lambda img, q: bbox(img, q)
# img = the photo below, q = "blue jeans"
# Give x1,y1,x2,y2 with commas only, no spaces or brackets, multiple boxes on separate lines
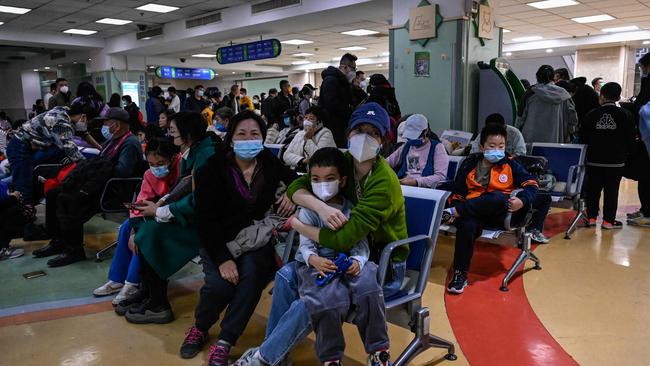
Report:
259,261,404,365
107,219,141,284
6,138,64,204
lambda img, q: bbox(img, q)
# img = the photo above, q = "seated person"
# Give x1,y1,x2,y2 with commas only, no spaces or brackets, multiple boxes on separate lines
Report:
282,106,336,170
386,114,448,188
444,124,539,294
33,107,143,267
0,181,28,259
179,111,297,365
234,103,406,366
206,106,233,140
265,109,300,145
470,113,527,157
93,138,180,304
294,147,391,366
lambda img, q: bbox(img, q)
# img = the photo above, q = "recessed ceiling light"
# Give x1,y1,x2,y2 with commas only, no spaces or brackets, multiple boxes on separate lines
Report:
73,61,77,64
96,18,132,25
503,29,511,33
377,64,383,67
292,52,314,57
0,5,31,14
33,69,38,72
644,40,650,45
136,3,179,13
512,35,543,42
546,48,553,53
141,37,152,40
0,22,4,26
571,14,615,23
305,69,311,73
292,60,311,65
339,46,367,51
527,0,578,10
192,53,214,58
281,39,313,45
44,67,50,70
148,65,155,69
232,71,235,74
602,25,639,33
63,29,97,35
88,58,92,61
341,29,379,36
215,73,219,76
505,52,513,56
57,64,62,67
380,51,390,56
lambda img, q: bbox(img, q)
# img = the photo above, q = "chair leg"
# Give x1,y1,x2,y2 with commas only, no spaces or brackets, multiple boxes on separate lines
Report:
529,252,542,270
394,308,456,366
565,199,586,240
95,241,117,262
500,249,528,292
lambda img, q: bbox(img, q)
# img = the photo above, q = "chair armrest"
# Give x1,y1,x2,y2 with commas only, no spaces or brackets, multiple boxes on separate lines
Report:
565,164,585,196
503,189,523,231
100,177,143,212
378,234,431,287
431,179,454,190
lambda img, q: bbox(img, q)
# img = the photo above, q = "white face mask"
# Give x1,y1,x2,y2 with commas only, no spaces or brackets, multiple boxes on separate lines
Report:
346,71,356,83
303,120,313,130
348,133,381,163
60,86,69,94
311,180,339,202
359,80,367,89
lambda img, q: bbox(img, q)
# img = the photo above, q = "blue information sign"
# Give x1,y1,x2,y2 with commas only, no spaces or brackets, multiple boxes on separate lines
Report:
155,66,215,80
217,39,282,64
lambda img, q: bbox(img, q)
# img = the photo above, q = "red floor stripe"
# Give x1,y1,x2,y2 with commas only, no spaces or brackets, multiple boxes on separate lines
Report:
444,211,579,366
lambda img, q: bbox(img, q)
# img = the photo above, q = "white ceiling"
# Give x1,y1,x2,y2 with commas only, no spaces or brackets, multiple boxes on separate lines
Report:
498,0,650,43
0,0,250,38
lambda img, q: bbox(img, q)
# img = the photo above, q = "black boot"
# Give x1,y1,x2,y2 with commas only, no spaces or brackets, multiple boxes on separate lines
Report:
47,248,86,267
32,239,65,258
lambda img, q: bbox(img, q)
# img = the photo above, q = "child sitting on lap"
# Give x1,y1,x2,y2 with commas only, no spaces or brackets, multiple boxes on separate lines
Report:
292,147,393,366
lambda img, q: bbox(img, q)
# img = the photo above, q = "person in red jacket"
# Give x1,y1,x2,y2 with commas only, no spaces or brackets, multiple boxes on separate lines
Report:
443,124,539,294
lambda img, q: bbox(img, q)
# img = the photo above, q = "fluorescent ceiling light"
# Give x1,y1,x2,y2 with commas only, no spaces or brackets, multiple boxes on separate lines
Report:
136,3,179,13
231,72,236,74
281,39,313,45
44,67,50,70
527,0,578,9
0,22,3,26
292,60,311,65
644,40,650,45
0,5,31,14
192,53,214,58
341,29,379,36
96,18,132,25
32,69,38,72
571,14,614,23
546,48,554,53
141,37,152,40
505,52,513,56
63,29,97,35
503,29,511,33
602,25,639,33
377,64,383,67
339,46,367,51
292,52,314,57
511,35,543,42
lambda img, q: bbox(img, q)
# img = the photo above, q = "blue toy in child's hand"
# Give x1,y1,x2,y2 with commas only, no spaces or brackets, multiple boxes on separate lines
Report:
315,253,352,287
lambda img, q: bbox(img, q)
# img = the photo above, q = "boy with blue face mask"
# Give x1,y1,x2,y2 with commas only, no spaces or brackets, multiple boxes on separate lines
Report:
443,124,539,294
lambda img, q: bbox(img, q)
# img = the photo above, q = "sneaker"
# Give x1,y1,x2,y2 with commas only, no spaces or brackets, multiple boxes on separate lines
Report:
93,281,124,297
180,326,209,359
602,220,623,230
585,218,598,227
325,361,341,366
234,348,266,366
207,342,231,366
124,300,174,324
115,288,149,316
441,208,456,225
446,270,468,294
628,216,650,228
112,282,139,305
0,247,25,260
627,210,643,220
528,229,550,244
368,350,392,366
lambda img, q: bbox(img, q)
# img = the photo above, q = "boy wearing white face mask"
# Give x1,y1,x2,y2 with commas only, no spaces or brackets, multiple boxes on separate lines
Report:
443,124,539,294
294,147,391,366
282,106,336,170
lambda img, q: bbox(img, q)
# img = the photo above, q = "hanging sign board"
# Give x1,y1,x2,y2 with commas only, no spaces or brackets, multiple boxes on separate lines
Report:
478,4,494,40
217,39,282,64
155,66,216,80
409,5,437,41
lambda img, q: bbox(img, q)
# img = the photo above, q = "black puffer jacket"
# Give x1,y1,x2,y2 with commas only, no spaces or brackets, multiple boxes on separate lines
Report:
320,66,353,147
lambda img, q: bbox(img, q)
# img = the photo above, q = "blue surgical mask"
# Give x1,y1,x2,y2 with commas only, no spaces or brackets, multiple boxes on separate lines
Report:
150,165,170,178
484,149,505,163
198,90,205,97
233,139,264,160
101,125,113,140
283,117,291,126
215,122,227,132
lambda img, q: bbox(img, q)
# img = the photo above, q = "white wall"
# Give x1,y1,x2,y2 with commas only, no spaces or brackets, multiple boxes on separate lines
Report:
0,66,27,120
21,71,42,110
508,56,571,84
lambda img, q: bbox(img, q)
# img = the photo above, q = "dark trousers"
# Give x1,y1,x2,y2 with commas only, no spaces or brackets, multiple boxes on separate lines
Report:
139,254,168,307
529,192,552,232
6,138,63,205
453,192,528,272
45,186,84,252
639,179,650,217
585,166,624,222
194,246,276,345
0,201,26,248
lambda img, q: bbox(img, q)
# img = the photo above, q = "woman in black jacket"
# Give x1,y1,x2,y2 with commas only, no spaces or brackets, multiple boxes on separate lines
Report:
180,110,297,366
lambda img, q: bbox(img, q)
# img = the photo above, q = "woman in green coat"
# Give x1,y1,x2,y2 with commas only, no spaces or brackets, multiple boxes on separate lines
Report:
119,112,217,324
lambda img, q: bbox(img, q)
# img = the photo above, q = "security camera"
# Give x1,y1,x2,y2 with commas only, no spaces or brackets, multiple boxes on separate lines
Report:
137,24,147,31
180,58,186,63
